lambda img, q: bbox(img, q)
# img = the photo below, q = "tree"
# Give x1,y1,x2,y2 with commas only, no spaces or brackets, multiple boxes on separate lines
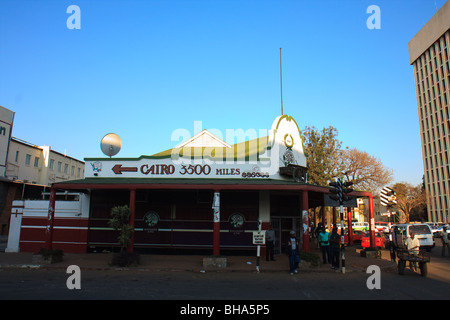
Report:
392,182,429,223
341,148,393,193
108,205,134,253
108,205,139,267
301,126,344,186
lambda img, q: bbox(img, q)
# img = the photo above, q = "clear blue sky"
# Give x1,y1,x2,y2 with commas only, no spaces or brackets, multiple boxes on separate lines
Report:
0,0,445,186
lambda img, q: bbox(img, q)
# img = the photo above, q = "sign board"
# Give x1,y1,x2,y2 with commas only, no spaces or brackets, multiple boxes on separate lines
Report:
252,231,265,245
380,186,397,207
84,115,308,182
324,194,357,207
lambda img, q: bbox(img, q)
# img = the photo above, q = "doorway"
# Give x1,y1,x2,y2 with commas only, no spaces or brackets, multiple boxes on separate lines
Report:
271,217,302,254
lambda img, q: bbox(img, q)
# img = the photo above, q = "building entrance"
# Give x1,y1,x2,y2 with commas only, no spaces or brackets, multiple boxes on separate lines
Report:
270,217,302,255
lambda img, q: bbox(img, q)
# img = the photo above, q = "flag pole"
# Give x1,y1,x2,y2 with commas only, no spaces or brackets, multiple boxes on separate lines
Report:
280,48,283,115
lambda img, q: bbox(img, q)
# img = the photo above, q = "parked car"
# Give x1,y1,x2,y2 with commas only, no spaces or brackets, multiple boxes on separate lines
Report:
344,230,366,244
375,222,390,233
352,222,369,231
361,232,387,248
431,225,443,238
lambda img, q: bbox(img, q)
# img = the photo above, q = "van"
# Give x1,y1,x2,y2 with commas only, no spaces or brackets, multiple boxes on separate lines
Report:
391,223,435,252
352,222,369,231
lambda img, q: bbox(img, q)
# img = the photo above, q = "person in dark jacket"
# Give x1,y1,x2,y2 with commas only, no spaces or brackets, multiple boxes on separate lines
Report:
329,227,340,270
287,230,300,275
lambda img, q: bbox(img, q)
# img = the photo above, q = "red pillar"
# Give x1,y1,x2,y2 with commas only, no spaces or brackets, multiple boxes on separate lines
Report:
347,207,353,246
127,189,136,253
302,190,310,252
369,195,375,248
213,191,220,256
45,187,56,250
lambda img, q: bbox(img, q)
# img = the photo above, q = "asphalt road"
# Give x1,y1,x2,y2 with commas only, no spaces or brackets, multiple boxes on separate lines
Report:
0,261,449,300
1,243,449,311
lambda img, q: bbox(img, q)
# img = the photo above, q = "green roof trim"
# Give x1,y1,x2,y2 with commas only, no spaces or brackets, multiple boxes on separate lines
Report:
85,135,270,162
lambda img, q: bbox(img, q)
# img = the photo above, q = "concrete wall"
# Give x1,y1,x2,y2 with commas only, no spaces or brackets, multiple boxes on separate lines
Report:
6,193,90,253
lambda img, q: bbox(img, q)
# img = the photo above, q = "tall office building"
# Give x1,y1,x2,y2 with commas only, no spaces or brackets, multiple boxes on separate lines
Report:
408,1,450,223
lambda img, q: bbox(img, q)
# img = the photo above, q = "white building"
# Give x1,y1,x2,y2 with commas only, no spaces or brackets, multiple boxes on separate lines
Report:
5,137,85,186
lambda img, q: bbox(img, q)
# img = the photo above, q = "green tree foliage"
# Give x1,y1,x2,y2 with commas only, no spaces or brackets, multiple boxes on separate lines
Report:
301,126,344,186
301,126,392,193
108,205,134,253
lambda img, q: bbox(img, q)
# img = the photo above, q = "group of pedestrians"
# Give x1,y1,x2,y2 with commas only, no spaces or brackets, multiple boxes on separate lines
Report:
317,225,341,270
265,223,343,274
267,221,450,275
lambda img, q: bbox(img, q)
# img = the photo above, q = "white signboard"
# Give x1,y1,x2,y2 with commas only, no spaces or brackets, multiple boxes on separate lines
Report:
85,115,308,181
380,212,396,216
252,231,266,245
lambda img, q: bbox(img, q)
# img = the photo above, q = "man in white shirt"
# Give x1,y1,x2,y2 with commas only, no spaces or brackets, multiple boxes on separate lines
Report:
406,232,420,270
406,232,420,253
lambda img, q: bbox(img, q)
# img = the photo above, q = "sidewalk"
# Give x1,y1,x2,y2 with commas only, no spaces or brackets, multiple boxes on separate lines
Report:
0,246,397,273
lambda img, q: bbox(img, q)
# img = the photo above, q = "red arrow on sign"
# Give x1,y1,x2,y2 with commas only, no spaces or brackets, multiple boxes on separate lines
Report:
112,164,138,174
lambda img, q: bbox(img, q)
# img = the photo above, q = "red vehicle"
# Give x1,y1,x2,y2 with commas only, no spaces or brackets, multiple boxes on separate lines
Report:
361,232,387,248
375,221,390,233
344,230,366,244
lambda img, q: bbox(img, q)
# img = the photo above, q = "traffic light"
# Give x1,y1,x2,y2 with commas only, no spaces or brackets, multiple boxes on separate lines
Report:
329,179,343,204
342,181,353,202
329,179,353,205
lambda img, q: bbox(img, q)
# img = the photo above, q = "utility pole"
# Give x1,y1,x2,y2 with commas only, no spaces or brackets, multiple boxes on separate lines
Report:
329,178,353,274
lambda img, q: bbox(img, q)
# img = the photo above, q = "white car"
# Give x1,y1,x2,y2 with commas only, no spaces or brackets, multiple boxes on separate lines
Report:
430,225,443,238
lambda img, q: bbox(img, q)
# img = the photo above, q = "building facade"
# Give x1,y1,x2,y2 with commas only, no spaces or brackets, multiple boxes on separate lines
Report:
0,105,85,236
9,115,378,254
408,0,450,223
5,137,85,186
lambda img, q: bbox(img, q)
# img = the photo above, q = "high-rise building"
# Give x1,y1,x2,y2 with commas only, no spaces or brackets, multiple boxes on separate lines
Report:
408,1,450,223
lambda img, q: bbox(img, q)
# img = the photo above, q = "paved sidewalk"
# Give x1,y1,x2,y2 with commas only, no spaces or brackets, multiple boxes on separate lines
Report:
0,246,397,273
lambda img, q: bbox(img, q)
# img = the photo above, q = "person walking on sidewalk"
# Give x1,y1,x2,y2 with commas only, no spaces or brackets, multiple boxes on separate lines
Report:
318,227,330,264
287,230,300,275
441,226,450,257
265,224,276,261
329,227,340,270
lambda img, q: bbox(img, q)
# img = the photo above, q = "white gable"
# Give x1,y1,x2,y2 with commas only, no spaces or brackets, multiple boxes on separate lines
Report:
176,130,231,148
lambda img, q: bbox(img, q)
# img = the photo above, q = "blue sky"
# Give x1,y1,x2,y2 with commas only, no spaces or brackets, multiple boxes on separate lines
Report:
0,0,446,186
